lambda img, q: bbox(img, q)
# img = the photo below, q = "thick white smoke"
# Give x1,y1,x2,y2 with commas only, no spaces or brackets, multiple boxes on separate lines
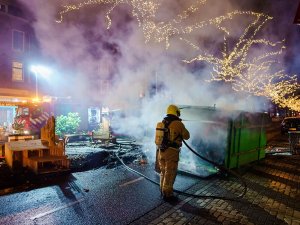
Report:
19,0,299,167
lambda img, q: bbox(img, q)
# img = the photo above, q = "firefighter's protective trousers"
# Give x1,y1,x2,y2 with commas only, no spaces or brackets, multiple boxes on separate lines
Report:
158,147,179,197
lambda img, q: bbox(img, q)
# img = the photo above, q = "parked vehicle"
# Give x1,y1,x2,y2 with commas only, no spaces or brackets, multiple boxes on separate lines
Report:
12,102,53,136
0,100,54,138
281,117,300,134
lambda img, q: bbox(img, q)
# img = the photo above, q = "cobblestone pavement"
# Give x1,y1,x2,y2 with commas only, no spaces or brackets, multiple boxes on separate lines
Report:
130,154,300,225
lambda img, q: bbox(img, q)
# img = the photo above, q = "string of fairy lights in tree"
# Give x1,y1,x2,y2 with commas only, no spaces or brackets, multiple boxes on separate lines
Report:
281,96,300,112
56,0,161,29
183,12,276,82
56,0,300,111
264,78,299,110
56,0,209,48
182,11,299,111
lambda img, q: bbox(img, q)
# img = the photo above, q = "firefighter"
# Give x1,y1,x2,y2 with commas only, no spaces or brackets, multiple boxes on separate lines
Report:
157,104,190,201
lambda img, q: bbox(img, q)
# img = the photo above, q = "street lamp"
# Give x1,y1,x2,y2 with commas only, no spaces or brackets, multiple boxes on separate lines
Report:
30,65,51,101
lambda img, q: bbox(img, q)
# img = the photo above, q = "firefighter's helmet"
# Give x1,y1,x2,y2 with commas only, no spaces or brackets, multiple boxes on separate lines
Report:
167,105,180,117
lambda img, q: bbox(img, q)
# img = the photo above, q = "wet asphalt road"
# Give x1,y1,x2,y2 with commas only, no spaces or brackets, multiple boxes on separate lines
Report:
0,162,199,225
0,123,285,224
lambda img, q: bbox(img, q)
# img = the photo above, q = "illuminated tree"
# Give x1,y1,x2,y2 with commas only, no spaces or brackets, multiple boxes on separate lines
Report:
280,96,300,112
56,0,208,49
183,11,281,81
56,0,300,111
182,11,299,111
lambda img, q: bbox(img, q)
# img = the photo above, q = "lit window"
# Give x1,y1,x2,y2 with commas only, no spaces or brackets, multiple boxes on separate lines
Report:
12,30,24,51
12,61,23,81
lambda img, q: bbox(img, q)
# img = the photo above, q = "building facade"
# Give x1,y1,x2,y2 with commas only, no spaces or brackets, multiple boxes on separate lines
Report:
0,0,40,102
0,0,41,133
0,0,115,134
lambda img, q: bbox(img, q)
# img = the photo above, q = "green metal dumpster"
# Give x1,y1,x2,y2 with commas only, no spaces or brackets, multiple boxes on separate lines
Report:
178,106,269,176
225,111,267,169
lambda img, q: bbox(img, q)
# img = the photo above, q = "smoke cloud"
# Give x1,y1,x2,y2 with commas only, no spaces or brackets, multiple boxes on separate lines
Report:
19,0,299,166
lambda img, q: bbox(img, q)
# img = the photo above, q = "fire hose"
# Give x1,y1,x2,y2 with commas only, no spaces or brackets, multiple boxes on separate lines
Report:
115,140,248,201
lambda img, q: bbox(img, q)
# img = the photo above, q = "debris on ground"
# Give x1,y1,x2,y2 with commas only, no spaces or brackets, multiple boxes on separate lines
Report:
0,137,146,192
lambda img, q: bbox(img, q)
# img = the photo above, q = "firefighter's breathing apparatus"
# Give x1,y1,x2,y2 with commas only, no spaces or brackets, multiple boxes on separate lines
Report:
115,138,248,201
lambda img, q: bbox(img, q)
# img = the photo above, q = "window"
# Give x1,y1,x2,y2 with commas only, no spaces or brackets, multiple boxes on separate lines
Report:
12,61,23,81
16,107,29,117
0,4,7,12
12,30,24,51
8,5,23,17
